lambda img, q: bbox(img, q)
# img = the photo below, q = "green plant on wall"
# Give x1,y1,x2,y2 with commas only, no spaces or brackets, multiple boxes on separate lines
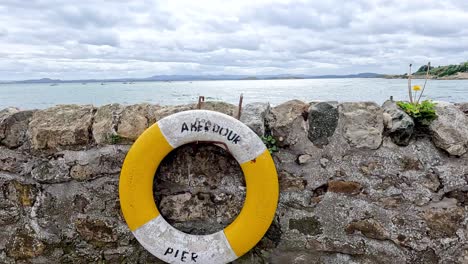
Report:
108,134,122,144
261,135,278,153
397,100,437,126
399,62,437,126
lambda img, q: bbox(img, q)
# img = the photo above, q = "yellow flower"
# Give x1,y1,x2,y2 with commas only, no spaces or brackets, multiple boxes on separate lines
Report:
412,85,421,91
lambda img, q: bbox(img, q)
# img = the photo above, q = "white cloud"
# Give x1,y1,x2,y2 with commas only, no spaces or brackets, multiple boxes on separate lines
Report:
0,0,467,80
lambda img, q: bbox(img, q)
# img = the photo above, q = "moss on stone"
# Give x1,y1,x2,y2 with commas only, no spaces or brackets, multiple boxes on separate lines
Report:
289,216,322,236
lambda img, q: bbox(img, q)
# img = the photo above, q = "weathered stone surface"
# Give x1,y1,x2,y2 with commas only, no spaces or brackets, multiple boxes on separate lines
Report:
31,157,71,183
64,145,129,181
328,180,362,194
29,105,95,150
339,102,384,149
6,228,45,260
297,154,311,165
154,144,245,235
158,191,244,234
0,108,35,148
0,180,25,225
456,102,468,115
429,102,468,156
268,100,308,146
93,102,237,145
382,100,414,146
289,216,322,235
422,206,464,238
240,102,270,136
308,102,339,147
345,218,390,240
0,101,468,263
75,217,118,243
0,147,38,175
117,104,153,141
319,158,329,168
198,101,237,116
279,171,307,191
93,103,162,144
92,103,124,144
0,108,19,143
153,104,195,120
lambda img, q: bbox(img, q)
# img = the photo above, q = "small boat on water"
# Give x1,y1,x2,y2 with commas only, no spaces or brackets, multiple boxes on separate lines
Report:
101,83,105,85
50,83,58,86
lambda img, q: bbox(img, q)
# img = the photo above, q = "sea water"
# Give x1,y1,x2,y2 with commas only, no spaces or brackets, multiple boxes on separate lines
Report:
1,78,467,109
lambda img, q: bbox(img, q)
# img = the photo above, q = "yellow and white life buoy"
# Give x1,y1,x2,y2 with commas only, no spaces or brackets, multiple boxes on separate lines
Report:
119,110,279,264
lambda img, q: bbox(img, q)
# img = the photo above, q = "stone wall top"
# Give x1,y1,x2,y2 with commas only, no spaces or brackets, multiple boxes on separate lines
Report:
2,100,467,157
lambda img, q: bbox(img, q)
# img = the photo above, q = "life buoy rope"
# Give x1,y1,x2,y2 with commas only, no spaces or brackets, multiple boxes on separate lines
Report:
119,110,279,264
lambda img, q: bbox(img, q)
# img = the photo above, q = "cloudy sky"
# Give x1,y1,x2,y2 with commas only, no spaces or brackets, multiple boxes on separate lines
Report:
0,0,467,80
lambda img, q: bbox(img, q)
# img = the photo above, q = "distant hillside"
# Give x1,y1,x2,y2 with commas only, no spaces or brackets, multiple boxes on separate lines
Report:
142,73,383,81
4,73,383,84
415,61,468,78
15,78,62,83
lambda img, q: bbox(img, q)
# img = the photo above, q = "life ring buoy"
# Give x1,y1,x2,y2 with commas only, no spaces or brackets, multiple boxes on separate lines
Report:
119,110,279,264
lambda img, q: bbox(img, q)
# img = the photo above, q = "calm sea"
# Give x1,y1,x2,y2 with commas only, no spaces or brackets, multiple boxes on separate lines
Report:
1,78,467,110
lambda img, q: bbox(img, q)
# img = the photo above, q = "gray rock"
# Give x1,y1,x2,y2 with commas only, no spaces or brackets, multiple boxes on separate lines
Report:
278,170,307,191
31,158,71,183
196,101,237,116
382,100,414,146
289,216,322,235
297,154,312,165
268,100,308,146
429,102,468,156
28,105,95,150
6,228,45,259
328,180,362,195
308,102,339,147
117,104,154,141
93,103,163,144
456,102,468,115
240,102,270,136
319,158,329,168
92,103,124,144
62,145,129,181
339,102,384,149
153,104,194,120
422,205,464,238
75,216,118,243
345,218,390,240
0,180,22,226
0,147,39,176
1,110,35,148
0,108,19,147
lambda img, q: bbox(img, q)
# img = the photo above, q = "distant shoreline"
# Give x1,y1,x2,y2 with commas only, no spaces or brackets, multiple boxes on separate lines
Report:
383,72,468,80
2,77,468,85
3,73,468,84
0,73,383,84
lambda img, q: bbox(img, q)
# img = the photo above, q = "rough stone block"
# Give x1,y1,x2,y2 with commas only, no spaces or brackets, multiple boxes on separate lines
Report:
268,100,308,146
339,102,384,149
382,100,414,146
308,102,339,147
240,102,270,136
429,102,468,156
28,105,95,150
0,108,35,148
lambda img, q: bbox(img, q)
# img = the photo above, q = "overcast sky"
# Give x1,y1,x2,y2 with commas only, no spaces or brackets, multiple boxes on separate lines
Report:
0,0,467,80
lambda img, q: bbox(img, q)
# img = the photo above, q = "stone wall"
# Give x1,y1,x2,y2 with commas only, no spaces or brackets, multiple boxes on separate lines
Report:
0,100,467,263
